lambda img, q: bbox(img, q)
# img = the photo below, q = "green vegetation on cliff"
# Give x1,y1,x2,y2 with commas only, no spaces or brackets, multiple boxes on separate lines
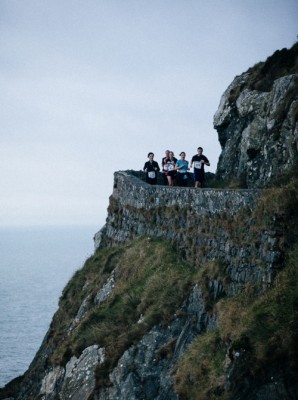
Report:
228,42,298,102
49,237,197,384
173,244,298,400
247,42,298,92
172,178,298,399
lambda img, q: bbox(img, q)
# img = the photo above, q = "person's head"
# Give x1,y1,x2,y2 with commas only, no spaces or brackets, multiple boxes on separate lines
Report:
169,151,174,159
197,147,203,155
179,152,186,159
148,152,154,160
165,150,170,157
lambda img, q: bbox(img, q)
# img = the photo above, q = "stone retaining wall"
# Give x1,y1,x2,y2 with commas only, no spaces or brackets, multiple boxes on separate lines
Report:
95,171,284,294
111,171,260,214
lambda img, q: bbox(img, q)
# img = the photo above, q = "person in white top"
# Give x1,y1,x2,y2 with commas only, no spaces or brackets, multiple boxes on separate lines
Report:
164,151,177,186
161,149,170,185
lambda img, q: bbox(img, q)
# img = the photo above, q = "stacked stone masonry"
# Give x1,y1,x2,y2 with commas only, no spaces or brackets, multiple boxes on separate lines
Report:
95,171,284,295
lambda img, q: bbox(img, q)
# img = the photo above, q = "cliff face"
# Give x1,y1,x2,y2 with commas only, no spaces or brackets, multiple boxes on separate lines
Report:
214,44,298,188
1,45,298,400
2,172,297,400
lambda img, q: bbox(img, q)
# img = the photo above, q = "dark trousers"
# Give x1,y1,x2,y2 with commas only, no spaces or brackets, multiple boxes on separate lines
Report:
177,172,188,187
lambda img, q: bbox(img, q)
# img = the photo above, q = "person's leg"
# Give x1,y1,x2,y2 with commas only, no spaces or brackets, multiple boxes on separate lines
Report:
182,177,188,187
173,173,177,186
163,173,168,185
194,171,203,188
194,170,199,188
198,173,204,188
176,173,182,187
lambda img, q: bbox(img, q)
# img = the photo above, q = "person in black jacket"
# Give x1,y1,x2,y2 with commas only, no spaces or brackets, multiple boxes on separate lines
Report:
143,152,160,185
190,147,210,188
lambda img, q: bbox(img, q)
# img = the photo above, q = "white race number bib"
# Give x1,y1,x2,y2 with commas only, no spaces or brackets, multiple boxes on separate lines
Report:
148,171,156,179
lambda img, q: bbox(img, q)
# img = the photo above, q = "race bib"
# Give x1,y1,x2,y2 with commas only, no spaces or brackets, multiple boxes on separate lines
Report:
148,171,156,179
163,165,168,171
168,164,174,171
194,161,202,169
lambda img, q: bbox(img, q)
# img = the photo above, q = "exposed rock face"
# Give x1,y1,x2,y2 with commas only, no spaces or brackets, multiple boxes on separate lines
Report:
214,45,298,188
39,345,105,400
97,285,216,400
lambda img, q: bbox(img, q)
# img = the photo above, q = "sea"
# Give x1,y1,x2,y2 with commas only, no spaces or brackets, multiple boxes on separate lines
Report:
0,226,99,388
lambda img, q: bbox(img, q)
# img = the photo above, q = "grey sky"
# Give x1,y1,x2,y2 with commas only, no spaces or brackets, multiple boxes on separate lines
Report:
1,0,297,227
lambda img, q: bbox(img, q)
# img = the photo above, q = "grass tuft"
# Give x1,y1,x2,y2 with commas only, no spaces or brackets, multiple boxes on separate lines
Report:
173,330,227,400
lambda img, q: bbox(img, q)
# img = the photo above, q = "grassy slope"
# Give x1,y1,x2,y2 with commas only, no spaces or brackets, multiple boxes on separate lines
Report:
48,237,198,385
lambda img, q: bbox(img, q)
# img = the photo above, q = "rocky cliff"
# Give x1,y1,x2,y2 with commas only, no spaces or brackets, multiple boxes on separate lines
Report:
1,44,298,400
214,43,298,188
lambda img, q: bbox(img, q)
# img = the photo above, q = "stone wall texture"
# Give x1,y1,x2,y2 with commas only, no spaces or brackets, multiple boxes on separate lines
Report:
95,171,284,295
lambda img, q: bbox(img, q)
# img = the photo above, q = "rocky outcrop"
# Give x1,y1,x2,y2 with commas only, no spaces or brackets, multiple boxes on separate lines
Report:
214,44,298,188
40,345,105,400
96,284,216,400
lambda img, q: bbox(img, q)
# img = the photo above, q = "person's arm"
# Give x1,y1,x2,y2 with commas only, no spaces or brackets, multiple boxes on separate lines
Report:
203,156,210,166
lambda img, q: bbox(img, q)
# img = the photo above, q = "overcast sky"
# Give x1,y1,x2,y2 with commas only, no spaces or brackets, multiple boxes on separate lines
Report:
1,0,297,228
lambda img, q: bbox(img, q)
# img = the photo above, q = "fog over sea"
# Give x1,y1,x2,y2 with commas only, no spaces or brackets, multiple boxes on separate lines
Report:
0,226,98,388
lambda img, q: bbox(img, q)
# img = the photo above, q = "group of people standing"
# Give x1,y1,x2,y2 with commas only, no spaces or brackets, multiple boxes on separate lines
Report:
143,147,210,188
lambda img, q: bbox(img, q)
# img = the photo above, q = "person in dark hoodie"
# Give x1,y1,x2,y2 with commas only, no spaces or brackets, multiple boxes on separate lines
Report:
143,152,160,185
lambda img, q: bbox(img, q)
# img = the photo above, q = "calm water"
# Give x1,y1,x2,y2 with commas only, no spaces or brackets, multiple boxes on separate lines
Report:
0,226,99,388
